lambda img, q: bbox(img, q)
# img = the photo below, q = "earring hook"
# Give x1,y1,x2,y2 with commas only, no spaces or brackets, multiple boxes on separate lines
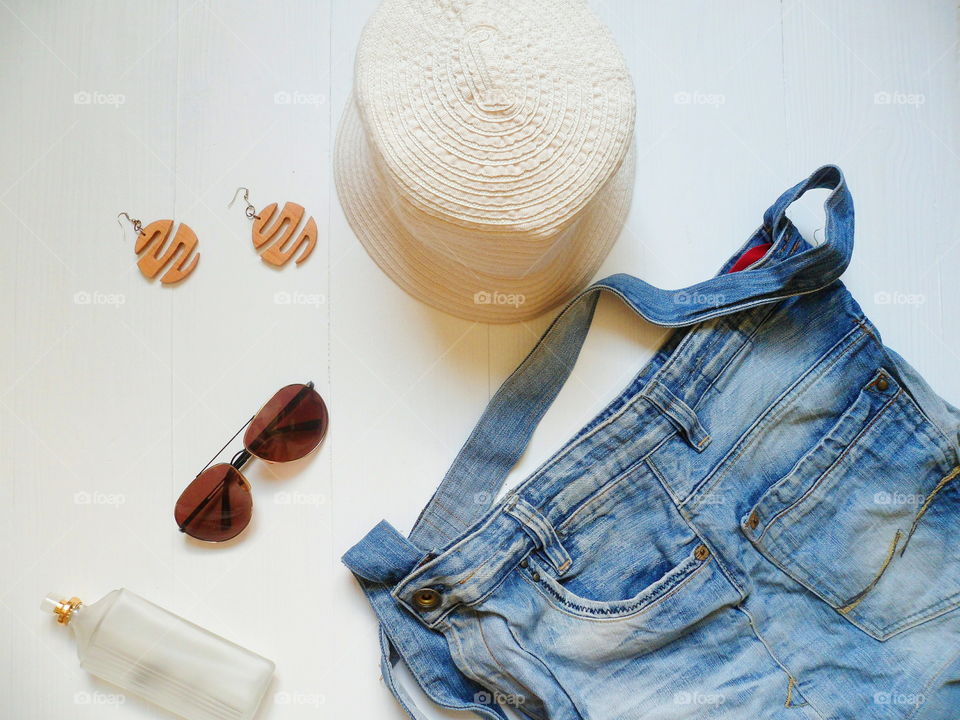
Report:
117,212,144,238
228,187,259,219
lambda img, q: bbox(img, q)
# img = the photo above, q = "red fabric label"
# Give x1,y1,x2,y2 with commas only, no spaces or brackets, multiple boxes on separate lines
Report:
729,243,773,273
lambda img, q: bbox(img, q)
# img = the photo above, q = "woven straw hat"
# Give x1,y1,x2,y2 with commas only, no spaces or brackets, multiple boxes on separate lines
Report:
335,0,635,323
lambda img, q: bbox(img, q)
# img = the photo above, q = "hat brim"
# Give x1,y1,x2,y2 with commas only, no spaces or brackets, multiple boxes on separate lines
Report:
334,96,635,324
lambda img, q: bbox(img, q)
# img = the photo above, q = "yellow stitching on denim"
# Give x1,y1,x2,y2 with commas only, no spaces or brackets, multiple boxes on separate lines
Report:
785,676,795,707
900,464,960,557
855,317,881,345
456,568,480,586
840,530,902,614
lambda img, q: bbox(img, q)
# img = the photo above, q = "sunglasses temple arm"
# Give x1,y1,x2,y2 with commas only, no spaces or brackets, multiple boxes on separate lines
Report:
196,416,255,476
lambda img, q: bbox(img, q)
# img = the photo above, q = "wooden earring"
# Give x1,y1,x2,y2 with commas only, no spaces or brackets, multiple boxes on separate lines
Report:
117,213,200,284
229,187,317,267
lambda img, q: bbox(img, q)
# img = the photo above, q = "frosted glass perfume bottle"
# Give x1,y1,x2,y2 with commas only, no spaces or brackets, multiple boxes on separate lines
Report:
43,589,274,720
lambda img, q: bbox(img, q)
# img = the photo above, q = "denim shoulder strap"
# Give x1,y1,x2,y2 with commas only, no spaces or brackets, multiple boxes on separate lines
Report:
410,164,854,550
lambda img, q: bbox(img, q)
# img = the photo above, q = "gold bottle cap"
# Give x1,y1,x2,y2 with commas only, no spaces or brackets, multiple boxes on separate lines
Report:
42,594,82,625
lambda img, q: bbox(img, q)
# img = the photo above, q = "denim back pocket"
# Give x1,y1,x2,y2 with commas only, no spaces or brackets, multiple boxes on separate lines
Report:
742,368,960,640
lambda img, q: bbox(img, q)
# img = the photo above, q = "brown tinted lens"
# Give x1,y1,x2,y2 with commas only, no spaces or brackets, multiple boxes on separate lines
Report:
175,464,253,542
244,383,328,462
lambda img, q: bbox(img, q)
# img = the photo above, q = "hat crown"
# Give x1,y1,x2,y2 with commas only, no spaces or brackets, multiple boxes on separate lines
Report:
354,0,635,239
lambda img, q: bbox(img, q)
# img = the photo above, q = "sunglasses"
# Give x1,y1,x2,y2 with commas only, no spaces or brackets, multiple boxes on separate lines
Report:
175,382,329,542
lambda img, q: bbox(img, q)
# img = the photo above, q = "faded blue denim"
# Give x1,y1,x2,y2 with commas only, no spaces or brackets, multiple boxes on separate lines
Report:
343,166,960,719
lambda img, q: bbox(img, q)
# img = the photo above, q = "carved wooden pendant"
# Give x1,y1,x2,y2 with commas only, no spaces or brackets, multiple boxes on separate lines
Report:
251,202,317,267
135,220,200,284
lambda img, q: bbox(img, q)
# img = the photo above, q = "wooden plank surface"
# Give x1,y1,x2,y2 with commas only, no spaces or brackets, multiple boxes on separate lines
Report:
1,1,957,718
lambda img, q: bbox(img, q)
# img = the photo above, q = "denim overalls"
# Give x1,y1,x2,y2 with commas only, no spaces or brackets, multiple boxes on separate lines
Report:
343,166,960,719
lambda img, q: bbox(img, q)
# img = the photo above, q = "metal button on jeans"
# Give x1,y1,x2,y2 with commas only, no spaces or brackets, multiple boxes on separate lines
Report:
412,588,441,610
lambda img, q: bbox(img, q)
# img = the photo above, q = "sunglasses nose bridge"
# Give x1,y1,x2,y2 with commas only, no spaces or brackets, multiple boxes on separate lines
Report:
230,448,252,470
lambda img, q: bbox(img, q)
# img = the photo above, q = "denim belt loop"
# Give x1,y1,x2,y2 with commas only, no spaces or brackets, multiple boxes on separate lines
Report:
642,380,712,451
505,496,573,576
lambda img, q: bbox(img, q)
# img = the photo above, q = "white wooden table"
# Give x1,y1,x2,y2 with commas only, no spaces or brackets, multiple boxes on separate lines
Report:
2,1,957,718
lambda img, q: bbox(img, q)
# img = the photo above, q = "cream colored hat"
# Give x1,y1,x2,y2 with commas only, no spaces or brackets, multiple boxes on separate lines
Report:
335,0,635,323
